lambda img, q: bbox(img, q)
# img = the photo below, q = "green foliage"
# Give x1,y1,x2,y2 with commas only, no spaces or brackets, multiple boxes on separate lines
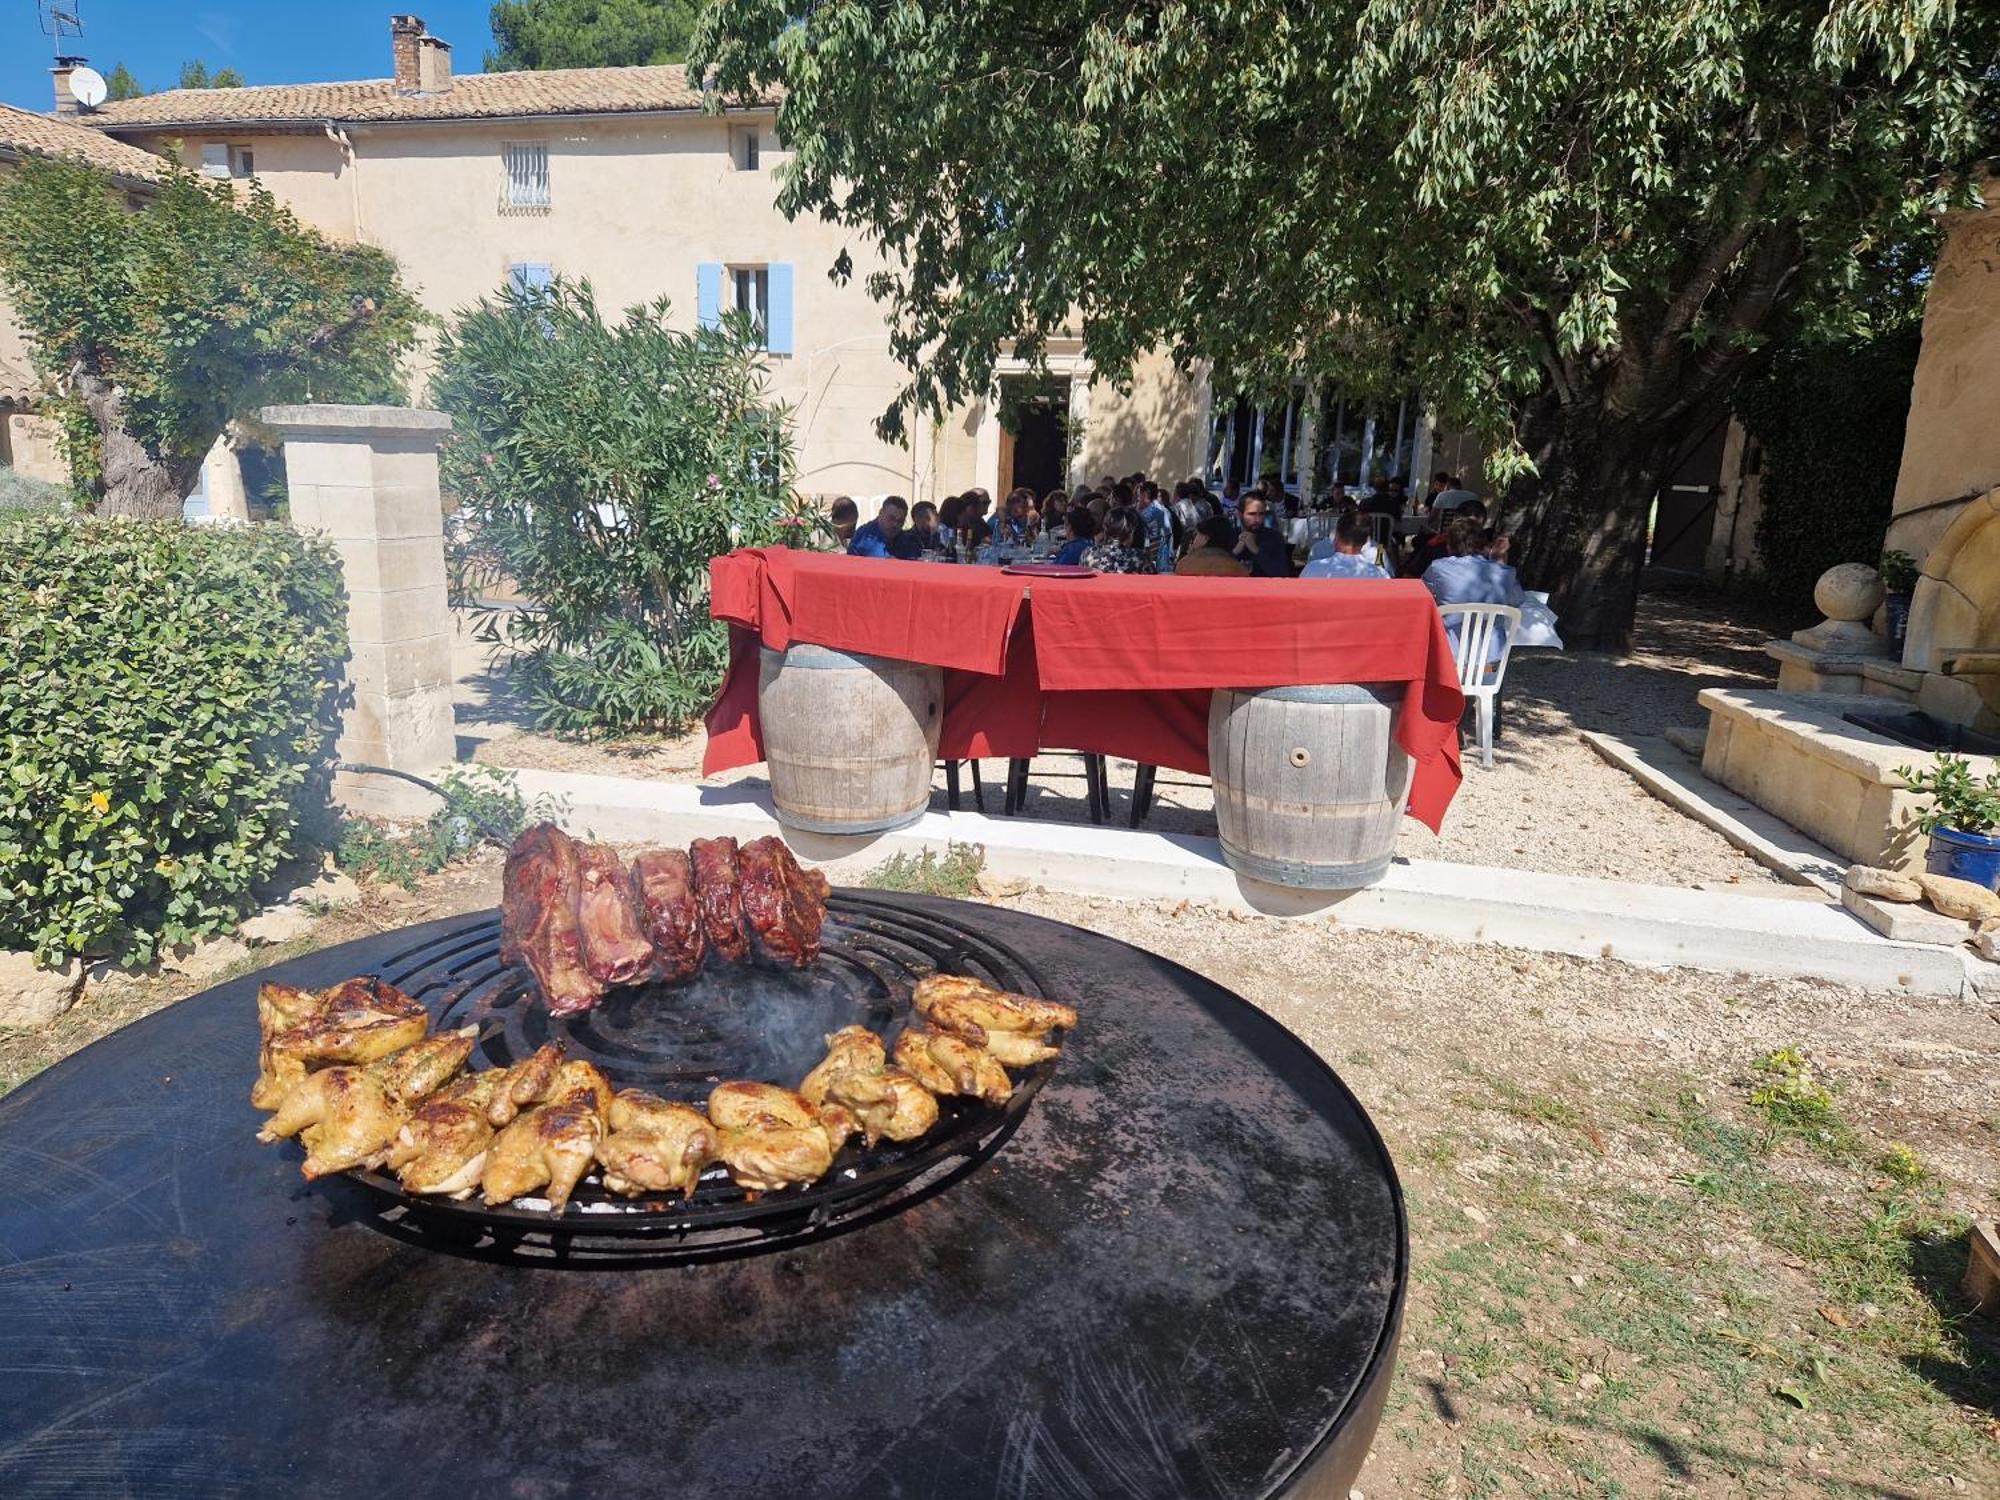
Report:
0,156,423,508
336,767,567,890
1878,548,1919,596
177,61,244,89
862,844,987,897
1894,753,2000,836
487,0,701,69
1876,1142,1929,1185
1749,1047,1846,1149
1731,325,1923,612
0,514,348,964
433,276,798,735
105,63,145,100
0,469,65,513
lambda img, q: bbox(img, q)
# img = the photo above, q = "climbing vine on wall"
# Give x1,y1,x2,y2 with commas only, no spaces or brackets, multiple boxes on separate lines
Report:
1731,324,1923,614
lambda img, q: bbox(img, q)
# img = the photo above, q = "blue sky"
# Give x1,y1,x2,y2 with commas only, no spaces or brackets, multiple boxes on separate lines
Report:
3,3,502,111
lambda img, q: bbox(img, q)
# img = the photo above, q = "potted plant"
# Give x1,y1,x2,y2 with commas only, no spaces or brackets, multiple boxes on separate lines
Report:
1896,752,2000,890
1879,548,1918,649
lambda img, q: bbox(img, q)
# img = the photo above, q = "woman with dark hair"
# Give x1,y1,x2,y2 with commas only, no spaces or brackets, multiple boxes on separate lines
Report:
937,494,964,552
1054,506,1098,566
1083,507,1156,574
1041,489,1069,539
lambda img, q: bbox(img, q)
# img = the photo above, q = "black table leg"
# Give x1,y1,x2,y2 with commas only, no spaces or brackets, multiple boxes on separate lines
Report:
968,759,986,813
1085,754,1108,824
943,760,962,811
1130,763,1157,827
1006,758,1030,816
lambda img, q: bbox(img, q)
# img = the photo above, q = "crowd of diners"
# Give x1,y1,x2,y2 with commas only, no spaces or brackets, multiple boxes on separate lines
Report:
823,470,1525,620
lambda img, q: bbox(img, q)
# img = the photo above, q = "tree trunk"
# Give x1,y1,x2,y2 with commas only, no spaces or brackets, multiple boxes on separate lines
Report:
1504,391,1674,653
78,373,209,520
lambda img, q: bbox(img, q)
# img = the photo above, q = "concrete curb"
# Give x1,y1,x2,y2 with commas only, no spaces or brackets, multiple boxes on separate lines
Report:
495,766,1976,999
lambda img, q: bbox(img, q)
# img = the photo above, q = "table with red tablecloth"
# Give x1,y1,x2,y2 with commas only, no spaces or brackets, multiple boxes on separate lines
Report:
702,549,1467,830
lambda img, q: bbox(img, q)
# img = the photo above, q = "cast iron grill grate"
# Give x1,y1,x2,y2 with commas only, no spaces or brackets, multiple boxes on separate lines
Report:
327,890,1059,1267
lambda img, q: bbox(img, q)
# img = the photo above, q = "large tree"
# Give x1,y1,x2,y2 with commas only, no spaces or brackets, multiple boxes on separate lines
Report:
176,60,244,89
0,158,423,518
696,0,1999,646
486,0,701,70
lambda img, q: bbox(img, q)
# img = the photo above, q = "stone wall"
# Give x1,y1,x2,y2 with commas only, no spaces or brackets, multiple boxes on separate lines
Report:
1887,177,2000,565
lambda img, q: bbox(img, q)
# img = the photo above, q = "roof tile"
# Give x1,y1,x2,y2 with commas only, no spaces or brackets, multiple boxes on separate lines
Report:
0,102,167,182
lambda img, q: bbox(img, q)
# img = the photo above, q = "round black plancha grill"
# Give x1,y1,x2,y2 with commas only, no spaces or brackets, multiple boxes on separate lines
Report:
343,892,1057,1264
0,895,1405,1499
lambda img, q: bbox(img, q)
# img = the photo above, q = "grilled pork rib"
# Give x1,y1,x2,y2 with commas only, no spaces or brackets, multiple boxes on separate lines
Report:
739,834,830,969
631,847,705,984
690,836,751,965
500,822,603,1016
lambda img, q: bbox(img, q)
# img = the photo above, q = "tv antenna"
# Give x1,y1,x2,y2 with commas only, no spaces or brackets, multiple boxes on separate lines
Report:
38,1,85,61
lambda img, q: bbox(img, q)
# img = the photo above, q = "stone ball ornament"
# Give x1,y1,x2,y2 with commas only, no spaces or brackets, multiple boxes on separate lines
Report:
1814,562,1886,624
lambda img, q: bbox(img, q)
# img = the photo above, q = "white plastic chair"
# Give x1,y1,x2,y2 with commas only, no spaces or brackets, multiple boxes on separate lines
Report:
1437,603,1521,769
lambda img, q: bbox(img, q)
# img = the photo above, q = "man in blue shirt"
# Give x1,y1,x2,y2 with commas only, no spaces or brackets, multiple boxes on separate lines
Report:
848,496,921,560
1139,485,1175,572
1302,517,1391,580
1422,517,1524,665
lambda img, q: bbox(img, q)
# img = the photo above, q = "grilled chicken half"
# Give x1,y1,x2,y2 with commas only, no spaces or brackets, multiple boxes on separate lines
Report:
252,976,430,1110
481,1060,615,1213
708,1081,837,1193
596,1090,719,1199
910,975,1077,1066
387,1072,503,1197
894,1025,1012,1105
257,1066,406,1178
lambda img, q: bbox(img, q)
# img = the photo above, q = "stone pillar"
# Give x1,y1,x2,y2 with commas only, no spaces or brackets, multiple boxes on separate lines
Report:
200,433,249,522
261,404,456,818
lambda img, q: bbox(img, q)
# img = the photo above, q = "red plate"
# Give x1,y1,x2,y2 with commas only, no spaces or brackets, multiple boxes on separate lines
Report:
1002,563,1095,578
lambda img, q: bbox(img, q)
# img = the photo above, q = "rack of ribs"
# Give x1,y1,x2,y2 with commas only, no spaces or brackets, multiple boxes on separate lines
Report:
500,824,833,1013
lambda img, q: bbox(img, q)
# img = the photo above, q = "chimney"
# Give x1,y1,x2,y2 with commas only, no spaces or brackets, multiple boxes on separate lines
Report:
51,56,87,116
391,15,424,92
418,32,452,92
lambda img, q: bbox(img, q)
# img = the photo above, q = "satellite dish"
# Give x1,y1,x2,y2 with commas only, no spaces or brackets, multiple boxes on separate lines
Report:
69,65,107,108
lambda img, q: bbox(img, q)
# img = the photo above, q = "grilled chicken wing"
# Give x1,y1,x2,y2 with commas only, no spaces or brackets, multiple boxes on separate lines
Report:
486,1041,565,1127
708,1081,836,1192
252,977,431,1111
367,1026,476,1105
596,1090,718,1198
256,1066,406,1178
481,1061,614,1212
798,1026,887,1108
895,1025,1013,1104
387,1072,502,1197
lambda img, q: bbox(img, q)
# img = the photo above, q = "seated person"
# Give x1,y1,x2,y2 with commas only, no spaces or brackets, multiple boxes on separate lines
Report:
1054,507,1098,566
848,496,921,560
1423,517,1524,665
1405,498,1483,578
908,499,943,553
1230,493,1293,578
828,496,858,550
1082,507,1157,574
993,487,1039,547
1176,515,1250,576
1302,517,1390,580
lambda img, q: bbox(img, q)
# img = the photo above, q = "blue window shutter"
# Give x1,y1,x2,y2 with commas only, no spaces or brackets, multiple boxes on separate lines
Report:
508,263,553,294
767,263,794,354
696,262,723,329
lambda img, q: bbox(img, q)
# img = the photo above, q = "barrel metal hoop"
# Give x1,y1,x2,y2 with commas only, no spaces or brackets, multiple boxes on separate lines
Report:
761,643,921,673
1234,681,1405,708
774,803,929,836
1219,839,1396,890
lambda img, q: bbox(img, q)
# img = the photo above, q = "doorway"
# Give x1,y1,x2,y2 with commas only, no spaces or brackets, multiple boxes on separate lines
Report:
998,377,1069,499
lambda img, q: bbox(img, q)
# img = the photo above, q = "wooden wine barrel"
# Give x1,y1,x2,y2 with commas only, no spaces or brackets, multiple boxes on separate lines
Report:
758,644,943,834
1209,682,1412,888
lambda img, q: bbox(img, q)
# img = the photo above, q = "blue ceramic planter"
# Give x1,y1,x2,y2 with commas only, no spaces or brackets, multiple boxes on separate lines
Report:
1926,825,2000,892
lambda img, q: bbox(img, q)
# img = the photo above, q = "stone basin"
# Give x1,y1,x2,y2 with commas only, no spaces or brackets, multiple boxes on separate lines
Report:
1841,707,2000,758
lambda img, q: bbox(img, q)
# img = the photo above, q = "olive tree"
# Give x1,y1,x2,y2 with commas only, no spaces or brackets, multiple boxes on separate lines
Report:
695,0,1998,645
0,157,422,517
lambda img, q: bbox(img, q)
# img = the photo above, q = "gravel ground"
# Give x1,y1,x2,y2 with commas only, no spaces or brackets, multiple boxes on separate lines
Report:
460,587,1790,888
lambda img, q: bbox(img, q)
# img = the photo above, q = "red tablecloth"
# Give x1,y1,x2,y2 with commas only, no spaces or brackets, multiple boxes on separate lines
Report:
703,549,1466,829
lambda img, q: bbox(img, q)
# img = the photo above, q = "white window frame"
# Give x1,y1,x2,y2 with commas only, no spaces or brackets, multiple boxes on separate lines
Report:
229,145,256,180
501,142,551,213
730,125,761,171
198,143,231,180
731,265,770,345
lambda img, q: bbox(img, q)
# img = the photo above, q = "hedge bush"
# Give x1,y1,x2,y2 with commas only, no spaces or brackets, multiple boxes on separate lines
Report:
0,515,348,964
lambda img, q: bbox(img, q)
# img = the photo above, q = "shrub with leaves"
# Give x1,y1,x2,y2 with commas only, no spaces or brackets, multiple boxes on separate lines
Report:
434,277,801,736
0,514,347,964
1895,753,2000,836
336,766,568,889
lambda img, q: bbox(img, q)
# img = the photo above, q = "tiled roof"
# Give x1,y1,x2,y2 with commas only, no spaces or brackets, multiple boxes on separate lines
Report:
84,65,772,131
0,102,166,182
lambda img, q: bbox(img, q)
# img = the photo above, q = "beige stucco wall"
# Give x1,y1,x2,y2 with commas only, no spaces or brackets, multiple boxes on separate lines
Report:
132,111,1210,507
1886,176,2000,566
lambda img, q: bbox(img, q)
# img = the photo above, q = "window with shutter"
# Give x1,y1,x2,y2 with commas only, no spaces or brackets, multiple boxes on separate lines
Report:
508,263,554,294
199,143,230,180
501,142,550,212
